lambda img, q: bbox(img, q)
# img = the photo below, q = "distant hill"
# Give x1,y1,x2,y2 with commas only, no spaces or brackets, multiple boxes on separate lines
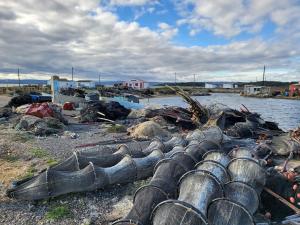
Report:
0,79,47,85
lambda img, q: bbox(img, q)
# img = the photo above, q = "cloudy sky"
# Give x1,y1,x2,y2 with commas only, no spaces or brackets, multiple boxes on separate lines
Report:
0,0,300,82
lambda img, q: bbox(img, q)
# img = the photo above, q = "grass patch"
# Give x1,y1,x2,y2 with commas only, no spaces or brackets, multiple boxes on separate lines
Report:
30,148,49,158
3,155,19,162
46,158,58,167
11,133,33,142
19,165,37,180
45,205,71,220
107,124,127,133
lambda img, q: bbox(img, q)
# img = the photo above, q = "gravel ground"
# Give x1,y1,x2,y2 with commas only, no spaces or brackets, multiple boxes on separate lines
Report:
0,110,151,225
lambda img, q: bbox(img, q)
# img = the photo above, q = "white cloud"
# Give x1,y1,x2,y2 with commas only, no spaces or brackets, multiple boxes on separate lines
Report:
0,0,299,82
175,0,300,38
109,0,154,6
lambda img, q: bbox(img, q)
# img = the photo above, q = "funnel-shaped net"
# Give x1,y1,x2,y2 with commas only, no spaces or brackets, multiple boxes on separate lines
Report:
228,147,253,159
202,150,231,167
208,198,255,225
152,200,208,225
227,158,266,193
178,170,223,216
196,160,230,184
224,181,259,214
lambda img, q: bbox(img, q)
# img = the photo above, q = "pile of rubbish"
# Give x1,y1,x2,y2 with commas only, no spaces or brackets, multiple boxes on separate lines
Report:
14,102,68,136
7,93,52,108
59,88,85,98
80,101,131,123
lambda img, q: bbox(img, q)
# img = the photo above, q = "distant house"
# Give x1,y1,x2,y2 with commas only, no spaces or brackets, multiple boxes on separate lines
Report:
48,76,76,89
205,83,218,89
289,82,300,96
243,85,271,96
77,80,96,89
122,80,149,90
223,83,234,89
205,83,236,89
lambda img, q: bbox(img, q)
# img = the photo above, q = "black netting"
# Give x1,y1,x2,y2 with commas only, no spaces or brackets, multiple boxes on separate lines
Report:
195,160,230,184
178,170,223,216
202,150,231,167
227,158,266,193
152,200,208,225
208,198,255,225
224,181,259,214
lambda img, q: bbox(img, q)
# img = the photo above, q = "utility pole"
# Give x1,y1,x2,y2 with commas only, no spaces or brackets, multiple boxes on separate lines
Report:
98,73,101,85
262,65,265,86
174,72,177,86
72,67,74,81
18,68,20,87
193,74,196,89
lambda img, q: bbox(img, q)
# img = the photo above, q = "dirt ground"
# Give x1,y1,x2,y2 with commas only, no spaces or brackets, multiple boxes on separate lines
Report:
0,95,11,107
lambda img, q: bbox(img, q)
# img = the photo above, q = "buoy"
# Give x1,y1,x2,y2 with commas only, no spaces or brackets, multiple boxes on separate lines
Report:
265,212,271,219
293,184,298,191
289,197,295,204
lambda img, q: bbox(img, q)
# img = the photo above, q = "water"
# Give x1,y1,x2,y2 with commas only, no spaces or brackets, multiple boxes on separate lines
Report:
141,93,300,131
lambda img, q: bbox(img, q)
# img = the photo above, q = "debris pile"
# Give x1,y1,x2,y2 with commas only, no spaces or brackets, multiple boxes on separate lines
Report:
80,101,130,123
127,121,170,139
13,103,68,136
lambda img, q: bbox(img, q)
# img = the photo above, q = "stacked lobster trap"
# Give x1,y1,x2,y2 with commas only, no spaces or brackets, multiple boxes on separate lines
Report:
112,127,269,225
7,126,297,224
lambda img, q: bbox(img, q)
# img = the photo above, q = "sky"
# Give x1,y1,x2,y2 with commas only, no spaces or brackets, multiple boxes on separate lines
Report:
0,0,300,82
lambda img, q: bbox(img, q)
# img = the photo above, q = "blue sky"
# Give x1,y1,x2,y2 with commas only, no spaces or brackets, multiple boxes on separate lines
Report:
0,0,299,82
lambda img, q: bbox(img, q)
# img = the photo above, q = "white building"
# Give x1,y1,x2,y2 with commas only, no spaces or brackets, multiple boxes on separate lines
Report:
205,83,218,89
243,85,271,96
48,76,76,89
223,83,234,89
123,80,149,90
77,80,96,89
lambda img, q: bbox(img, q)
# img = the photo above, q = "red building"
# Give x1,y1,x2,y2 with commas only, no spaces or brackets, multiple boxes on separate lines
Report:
289,82,300,96
122,80,149,90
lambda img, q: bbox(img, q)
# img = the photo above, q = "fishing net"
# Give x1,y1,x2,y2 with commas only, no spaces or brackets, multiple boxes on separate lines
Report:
152,200,208,225
207,198,255,225
227,157,267,193
195,160,230,184
224,181,259,214
202,150,231,167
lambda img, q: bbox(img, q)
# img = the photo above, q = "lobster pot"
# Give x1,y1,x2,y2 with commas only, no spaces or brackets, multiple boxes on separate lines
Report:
195,160,230,184
178,170,223,216
113,185,169,225
51,141,152,172
152,200,208,225
203,151,231,167
208,198,255,225
151,170,223,225
224,181,259,214
115,144,145,157
143,138,165,154
8,163,97,200
227,158,266,193
112,219,142,225
163,136,186,152
186,126,223,144
134,150,164,180
114,152,196,225
228,147,253,159
185,140,221,162
165,145,185,158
